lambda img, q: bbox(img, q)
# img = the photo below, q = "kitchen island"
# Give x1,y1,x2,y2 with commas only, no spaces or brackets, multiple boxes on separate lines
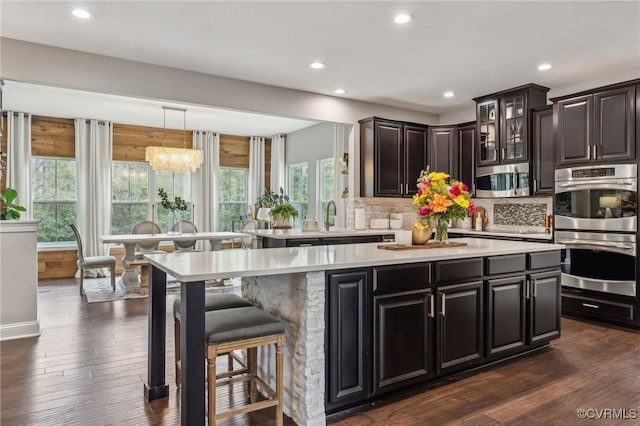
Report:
144,237,564,426
245,228,395,248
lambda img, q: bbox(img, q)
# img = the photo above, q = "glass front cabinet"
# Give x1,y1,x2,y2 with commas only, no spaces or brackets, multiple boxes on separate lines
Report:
475,84,550,167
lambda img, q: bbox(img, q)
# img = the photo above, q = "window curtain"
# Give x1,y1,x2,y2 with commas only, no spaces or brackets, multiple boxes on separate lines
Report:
75,119,112,277
193,130,219,249
248,136,265,212
270,133,286,193
6,112,32,217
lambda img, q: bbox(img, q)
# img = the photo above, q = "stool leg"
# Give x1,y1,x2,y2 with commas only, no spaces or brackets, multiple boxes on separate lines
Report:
276,336,284,426
208,348,217,426
248,347,257,403
227,352,233,372
174,316,181,387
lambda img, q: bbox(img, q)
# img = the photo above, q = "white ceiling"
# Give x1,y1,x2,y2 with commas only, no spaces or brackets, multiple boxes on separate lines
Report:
1,1,639,116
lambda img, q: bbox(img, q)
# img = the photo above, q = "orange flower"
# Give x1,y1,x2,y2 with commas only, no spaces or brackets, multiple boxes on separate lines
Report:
429,193,454,213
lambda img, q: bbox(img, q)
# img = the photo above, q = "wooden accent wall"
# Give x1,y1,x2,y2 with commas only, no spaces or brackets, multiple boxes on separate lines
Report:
38,250,78,279
220,134,250,168
265,139,272,191
112,123,194,162
31,116,75,158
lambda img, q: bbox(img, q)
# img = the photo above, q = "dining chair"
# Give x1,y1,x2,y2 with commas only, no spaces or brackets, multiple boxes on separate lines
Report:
173,220,199,251
70,224,117,295
131,220,166,257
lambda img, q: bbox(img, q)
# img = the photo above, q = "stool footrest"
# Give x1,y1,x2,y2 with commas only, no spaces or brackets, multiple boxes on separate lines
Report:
214,399,278,421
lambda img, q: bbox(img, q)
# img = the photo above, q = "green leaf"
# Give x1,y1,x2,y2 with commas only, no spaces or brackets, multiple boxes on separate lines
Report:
4,188,17,205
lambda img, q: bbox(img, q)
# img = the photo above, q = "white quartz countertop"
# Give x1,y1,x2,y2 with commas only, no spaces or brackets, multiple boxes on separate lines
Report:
145,237,564,282
448,228,553,241
245,229,395,239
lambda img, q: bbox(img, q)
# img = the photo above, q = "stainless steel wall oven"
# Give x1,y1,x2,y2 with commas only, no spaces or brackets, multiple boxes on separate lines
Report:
554,164,637,299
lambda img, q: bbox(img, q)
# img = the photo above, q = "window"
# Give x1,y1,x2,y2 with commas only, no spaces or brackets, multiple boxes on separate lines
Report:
111,162,149,234
32,157,77,243
218,168,248,232
288,163,308,225
154,171,193,228
318,158,335,224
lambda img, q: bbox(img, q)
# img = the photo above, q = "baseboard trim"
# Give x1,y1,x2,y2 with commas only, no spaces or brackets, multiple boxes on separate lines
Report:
0,320,41,341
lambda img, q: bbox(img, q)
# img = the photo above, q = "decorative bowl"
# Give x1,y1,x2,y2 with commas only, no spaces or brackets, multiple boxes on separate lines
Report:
412,226,432,245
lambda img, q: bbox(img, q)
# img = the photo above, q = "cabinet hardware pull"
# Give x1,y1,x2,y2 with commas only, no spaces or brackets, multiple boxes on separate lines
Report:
428,294,434,318
299,244,313,247
533,179,537,193
502,148,506,160
587,144,591,160
405,183,409,194
592,145,597,159
582,302,600,309
441,293,446,316
525,280,530,299
532,279,537,298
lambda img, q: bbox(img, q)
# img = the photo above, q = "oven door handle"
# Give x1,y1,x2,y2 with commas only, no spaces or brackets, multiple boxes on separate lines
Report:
558,239,635,250
556,180,635,189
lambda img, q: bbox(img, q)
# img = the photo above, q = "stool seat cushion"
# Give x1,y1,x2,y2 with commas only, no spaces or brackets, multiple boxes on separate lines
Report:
173,293,252,315
205,307,285,345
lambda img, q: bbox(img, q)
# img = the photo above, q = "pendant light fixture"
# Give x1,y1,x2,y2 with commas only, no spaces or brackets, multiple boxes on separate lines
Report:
145,106,203,172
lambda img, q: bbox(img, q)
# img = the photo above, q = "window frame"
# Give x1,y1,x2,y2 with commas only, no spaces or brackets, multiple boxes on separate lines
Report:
218,167,248,232
287,162,309,225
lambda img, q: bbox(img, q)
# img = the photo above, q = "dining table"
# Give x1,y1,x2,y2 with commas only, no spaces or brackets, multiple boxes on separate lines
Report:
99,231,247,292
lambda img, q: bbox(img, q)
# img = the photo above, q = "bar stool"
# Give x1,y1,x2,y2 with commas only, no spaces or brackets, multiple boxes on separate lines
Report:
205,306,285,426
173,293,252,386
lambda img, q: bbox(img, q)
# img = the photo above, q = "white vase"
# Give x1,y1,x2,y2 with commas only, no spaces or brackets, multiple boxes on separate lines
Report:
167,210,182,235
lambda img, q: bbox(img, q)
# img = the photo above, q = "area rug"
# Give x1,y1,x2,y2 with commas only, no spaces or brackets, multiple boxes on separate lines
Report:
83,277,241,303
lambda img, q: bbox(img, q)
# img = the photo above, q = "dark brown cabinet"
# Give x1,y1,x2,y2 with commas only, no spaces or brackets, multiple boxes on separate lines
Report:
326,269,371,411
372,263,432,394
487,275,527,357
458,122,476,194
359,117,428,197
531,106,554,195
528,270,561,344
428,126,458,177
474,84,549,167
555,83,636,166
436,281,484,374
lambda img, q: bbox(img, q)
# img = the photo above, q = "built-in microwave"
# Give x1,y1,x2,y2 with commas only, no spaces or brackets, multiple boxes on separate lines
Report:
475,162,530,198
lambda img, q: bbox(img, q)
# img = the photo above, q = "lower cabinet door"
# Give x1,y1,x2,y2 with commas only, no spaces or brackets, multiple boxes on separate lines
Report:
528,270,561,344
487,275,527,357
326,269,371,411
373,290,433,395
436,281,484,374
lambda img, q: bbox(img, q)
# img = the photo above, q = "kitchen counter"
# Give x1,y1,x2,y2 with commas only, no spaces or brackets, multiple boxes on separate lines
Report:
449,227,553,241
144,238,564,425
245,228,394,239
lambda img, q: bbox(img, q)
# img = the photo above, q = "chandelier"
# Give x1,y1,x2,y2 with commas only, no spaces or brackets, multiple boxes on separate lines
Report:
145,106,203,172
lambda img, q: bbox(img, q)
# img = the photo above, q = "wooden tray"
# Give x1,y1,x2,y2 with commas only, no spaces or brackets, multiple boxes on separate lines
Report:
378,242,467,251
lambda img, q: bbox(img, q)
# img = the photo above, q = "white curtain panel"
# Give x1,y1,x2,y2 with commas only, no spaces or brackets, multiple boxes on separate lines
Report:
193,130,220,249
270,133,286,192
75,119,113,277
248,136,265,211
6,112,32,217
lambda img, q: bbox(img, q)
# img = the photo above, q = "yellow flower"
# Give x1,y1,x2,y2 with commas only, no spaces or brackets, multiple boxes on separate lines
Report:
453,195,470,209
427,171,449,185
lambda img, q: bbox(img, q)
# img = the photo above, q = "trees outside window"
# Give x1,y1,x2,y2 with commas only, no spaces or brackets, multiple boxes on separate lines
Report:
318,158,335,224
219,168,247,231
32,158,77,243
288,163,308,225
154,171,192,226
111,162,149,234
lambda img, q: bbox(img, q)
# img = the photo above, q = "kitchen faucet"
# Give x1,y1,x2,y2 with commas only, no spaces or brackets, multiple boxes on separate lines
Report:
325,200,337,232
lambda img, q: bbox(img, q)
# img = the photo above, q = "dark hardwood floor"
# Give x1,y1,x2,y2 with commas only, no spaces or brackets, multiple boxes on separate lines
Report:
1,278,639,425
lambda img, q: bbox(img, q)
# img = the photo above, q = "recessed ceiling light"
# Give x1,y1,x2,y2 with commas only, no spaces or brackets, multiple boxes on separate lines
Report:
443,91,455,98
72,8,93,19
334,88,347,95
309,62,326,70
538,63,552,71
394,13,413,24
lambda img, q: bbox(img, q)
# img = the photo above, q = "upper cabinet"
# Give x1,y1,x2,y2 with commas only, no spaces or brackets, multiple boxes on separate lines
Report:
531,106,554,195
554,83,636,166
458,122,476,195
359,117,428,197
474,84,550,167
428,126,458,178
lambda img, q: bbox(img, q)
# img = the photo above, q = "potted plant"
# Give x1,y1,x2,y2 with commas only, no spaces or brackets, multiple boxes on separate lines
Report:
0,187,27,220
255,187,289,220
158,188,187,234
269,202,299,228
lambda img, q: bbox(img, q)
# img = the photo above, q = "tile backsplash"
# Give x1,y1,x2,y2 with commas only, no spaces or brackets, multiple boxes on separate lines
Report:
348,196,553,230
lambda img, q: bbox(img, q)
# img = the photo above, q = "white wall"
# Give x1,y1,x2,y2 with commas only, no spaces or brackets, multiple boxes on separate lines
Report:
438,67,640,125
285,123,336,221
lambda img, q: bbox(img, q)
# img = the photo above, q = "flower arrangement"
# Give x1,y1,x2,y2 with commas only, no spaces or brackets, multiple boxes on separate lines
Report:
412,168,475,243
158,188,187,212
